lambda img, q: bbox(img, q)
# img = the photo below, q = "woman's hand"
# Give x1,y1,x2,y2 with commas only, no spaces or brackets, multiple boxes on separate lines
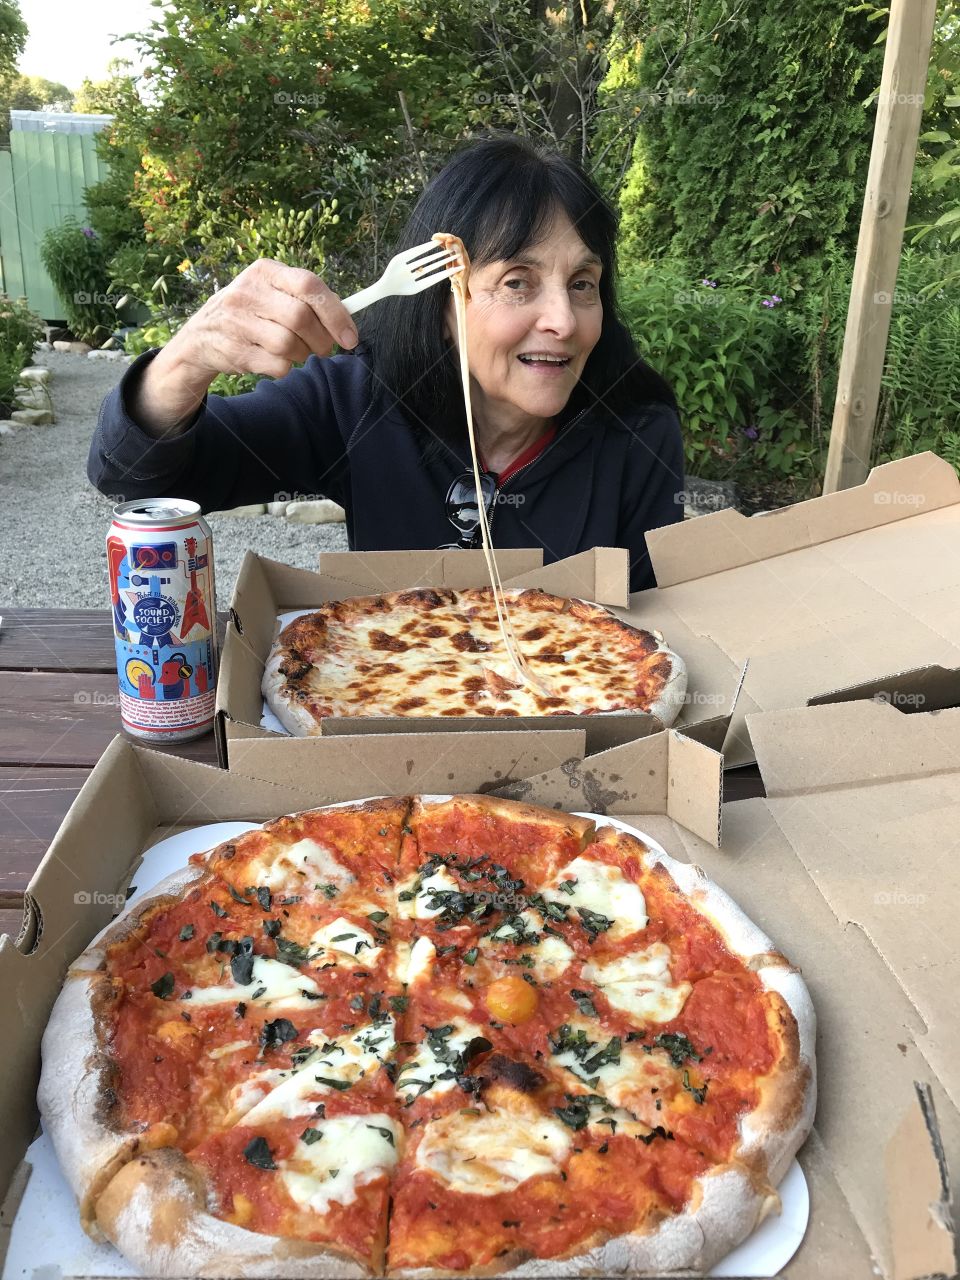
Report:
165,258,360,381
131,260,360,438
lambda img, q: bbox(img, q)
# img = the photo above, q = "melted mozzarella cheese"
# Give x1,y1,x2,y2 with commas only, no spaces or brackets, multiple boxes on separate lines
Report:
415,1107,570,1195
395,1018,485,1102
184,956,323,1009
400,935,436,985
280,1113,399,1214
406,865,461,919
549,1021,671,1109
543,856,648,938
527,933,573,980
310,916,381,968
240,1019,396,1124
582,943,692,1023
247,837,356,893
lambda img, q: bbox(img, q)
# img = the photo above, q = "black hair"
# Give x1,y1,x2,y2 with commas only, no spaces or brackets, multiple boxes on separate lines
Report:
356,132,676,456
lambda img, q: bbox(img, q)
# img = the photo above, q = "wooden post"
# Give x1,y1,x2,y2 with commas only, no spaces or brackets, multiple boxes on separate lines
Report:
822,0,938,494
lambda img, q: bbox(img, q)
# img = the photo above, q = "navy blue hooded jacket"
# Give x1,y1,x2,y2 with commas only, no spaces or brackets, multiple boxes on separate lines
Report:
87,343,685,591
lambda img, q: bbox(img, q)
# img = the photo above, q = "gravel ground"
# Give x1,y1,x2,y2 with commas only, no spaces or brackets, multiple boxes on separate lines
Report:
0,350,348,611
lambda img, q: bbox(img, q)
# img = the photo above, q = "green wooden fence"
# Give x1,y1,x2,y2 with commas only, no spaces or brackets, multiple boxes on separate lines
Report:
0,130,107,321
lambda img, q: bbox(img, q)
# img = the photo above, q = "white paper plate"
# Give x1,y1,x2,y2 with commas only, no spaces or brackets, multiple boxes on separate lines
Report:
18,816,809,1279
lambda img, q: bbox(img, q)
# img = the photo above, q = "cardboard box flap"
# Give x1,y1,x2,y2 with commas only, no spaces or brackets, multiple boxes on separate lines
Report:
746,700,960,1114
809,662,960,714
490,729,722,847
747,701,960,796
317,548,542,593
227,729,588,801
885,1084,955,1280
318,547,629,607
646,453,960,587
501,547,630,608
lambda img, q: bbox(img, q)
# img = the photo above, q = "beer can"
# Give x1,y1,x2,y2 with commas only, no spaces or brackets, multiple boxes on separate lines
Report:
107,499,219,743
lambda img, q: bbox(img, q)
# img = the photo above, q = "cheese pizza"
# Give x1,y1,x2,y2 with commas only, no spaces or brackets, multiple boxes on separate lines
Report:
40,794,814,1277
262,586,687,730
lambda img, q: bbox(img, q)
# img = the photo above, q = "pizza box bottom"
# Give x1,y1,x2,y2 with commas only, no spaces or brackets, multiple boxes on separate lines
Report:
5,818,809,1280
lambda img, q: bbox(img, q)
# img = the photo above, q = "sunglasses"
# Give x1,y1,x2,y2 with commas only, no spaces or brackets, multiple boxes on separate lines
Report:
440,469,498,549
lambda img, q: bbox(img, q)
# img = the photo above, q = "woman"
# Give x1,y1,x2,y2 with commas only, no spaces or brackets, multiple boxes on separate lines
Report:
88,134,684,591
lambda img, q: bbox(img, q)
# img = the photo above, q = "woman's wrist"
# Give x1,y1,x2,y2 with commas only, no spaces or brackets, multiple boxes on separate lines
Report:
129,340,215,440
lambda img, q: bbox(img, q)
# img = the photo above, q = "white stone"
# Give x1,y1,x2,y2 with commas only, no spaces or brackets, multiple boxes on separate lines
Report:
20,367,50,383
267,501,290,516
0,421,13,436
285,499,346,524
212,504,267,517
52,340,92,355
11,408,55,425
87,348,126,360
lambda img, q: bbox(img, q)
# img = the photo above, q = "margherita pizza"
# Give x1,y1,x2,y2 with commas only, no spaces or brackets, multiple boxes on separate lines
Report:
39,794,814,1277
262,587,687,731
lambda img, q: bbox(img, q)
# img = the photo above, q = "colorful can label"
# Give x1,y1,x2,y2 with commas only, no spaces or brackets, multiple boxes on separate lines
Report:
107,500,218,742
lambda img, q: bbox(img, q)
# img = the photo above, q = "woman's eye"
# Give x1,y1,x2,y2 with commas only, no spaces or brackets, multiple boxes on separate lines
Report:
504,278,527,290
572,279,596,291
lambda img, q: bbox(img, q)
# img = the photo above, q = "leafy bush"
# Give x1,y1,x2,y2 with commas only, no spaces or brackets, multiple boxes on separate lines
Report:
618,257,846,493
872,250,960,470
0,293,43,412
39,218,116,345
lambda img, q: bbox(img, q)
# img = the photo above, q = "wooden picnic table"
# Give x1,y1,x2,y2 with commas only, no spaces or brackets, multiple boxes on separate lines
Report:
0,608,765,939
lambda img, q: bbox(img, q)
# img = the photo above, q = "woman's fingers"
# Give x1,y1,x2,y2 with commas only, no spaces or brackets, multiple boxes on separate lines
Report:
164,258,358,381
265,262,359,351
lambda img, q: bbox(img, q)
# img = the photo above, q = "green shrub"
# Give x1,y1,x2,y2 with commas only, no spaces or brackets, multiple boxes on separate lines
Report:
39,218,116,345
873,249,960,471
0,294,44,410
618,259,843,492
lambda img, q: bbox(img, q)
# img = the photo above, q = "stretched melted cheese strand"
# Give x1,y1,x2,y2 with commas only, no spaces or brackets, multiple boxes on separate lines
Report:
434,232,551,695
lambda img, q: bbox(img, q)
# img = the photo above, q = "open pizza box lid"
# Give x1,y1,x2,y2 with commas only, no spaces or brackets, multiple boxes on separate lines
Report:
0,725,726,1279
677,685,957,1280
215,546,740,770
632,450,960,768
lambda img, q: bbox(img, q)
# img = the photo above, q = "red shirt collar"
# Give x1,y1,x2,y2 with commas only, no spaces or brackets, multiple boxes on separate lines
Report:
477,424,558,485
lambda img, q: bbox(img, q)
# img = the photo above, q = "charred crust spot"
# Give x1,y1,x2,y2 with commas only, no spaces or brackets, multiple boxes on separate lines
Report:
481,1054,546,1094
278,656,312,682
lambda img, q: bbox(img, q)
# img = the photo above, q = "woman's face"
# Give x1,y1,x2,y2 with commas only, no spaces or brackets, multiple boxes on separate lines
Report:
445,210,604,428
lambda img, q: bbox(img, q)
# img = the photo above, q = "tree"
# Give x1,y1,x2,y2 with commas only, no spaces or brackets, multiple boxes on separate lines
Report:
5,73,73,110
618,1,885,280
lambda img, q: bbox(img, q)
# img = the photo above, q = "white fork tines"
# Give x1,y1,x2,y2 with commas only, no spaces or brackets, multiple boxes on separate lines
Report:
342,240,464,315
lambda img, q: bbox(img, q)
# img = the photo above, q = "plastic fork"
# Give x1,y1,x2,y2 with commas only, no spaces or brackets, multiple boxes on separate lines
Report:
341,240,463,315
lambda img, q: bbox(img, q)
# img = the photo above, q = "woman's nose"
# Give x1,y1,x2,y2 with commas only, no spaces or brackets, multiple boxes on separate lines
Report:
533,286,577,337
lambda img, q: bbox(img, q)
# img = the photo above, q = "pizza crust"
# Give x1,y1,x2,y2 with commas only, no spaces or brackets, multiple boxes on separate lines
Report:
95,1146,375,1278
38,863,214,1235
392,1163,779,1278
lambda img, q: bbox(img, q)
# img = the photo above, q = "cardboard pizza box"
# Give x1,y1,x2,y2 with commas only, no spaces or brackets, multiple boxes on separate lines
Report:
215,545,740,768
0,724,725,1279
0,703,954,1276
633,450,960,768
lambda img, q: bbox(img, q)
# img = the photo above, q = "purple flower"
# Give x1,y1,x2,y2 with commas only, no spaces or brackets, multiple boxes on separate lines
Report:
743,426,759,440
701,278,717,287
81,227,96,238
771,294,782,303
761,299,773,307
